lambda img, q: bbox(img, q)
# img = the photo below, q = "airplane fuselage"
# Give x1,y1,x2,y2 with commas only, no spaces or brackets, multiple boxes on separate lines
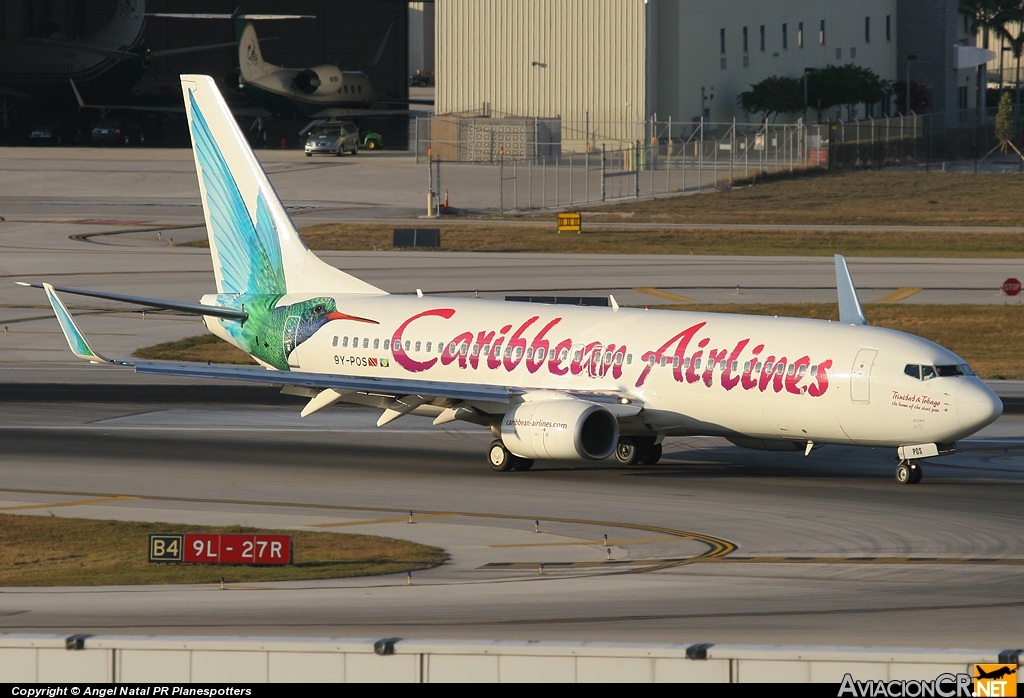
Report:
202,293,1001,449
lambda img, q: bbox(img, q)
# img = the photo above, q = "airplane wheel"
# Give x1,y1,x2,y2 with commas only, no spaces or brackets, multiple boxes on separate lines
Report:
639,443,663,465
512,458,534,471
895,462,916,484
615,437,641,465
910,463,923,484
488,440,515,472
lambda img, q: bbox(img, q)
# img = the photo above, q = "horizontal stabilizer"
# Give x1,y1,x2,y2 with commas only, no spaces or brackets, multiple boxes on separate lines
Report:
834,254,867,326
17,282,247,320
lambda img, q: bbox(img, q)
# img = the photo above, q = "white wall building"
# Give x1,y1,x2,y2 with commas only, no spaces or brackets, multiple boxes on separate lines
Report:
436,0,898,125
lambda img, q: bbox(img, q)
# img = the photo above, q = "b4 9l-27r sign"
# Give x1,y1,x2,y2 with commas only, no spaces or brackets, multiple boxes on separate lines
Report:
148,533,293,565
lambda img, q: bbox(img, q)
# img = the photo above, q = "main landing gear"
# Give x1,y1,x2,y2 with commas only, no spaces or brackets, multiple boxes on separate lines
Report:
488,440,534,472
895,460,923,485
614,436,663,466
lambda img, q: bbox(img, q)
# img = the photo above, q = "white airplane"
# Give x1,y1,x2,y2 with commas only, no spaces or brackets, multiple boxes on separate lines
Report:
25,75,1002,485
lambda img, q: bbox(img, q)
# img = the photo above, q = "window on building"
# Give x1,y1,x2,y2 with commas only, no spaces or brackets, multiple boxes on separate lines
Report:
851,46,857,59
760,25,765,51
798,22,804,48
743,26,748,53
865,17,871,43
720,28,726,54
782,23,787,49
959,85,969,110
820,19,826,45
886,15,891,41
836,47,842,60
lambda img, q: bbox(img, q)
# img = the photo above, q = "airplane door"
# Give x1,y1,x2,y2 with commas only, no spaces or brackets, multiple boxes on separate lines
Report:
850,349,877,403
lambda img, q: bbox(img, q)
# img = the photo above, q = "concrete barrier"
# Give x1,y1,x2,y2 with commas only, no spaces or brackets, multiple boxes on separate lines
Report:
0,634,1018,683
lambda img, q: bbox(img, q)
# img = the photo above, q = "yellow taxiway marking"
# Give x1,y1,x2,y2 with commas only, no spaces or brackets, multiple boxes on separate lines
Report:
489,537,677,548
481,556,1024,570
309,512,458,528
0,495,138,511
874,287,922,303
634,287,699,303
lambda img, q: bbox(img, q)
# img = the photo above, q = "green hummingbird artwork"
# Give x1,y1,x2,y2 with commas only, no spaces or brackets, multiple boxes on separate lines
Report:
220,294,377,370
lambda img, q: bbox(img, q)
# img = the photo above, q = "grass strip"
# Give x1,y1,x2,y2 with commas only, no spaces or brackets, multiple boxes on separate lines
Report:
133,303,1024,379
133,333,256,365
183,223,1024,258
0,513,446,586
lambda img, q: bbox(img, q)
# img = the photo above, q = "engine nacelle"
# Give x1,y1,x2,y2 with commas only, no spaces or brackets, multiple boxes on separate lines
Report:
501,400,618,461
292,65,344,95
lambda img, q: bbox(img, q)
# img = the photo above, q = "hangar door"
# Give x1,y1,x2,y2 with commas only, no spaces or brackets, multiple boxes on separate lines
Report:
850,349,877,403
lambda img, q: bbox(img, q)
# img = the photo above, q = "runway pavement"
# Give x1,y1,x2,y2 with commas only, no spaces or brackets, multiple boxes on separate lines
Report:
0,148,1022,648
0,398,1022,645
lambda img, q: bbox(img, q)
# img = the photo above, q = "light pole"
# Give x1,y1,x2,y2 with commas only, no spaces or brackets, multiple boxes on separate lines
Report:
906,54,918,116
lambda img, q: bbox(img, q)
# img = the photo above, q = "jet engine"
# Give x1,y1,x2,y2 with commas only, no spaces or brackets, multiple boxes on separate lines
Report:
500,400,618,460
292,65,344,95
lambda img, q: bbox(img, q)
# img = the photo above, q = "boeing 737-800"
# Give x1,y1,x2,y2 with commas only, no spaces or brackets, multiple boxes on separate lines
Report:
23,75,1003,484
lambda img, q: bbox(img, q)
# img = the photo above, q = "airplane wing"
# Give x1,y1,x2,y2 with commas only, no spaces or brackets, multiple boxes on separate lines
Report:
24,38,139,60
36,284,645,421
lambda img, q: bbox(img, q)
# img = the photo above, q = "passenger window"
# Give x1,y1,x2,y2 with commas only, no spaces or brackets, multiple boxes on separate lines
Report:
695,358,702,369
482,344,490,356
904,364,920,380
743,361,750,372
605,352,613,364
332,336,338,347
755,362,762,372
344,85,349,94
472,344,480,356
404,340,411,351
765,362,773,373
514,347,522,359
384,339,390,350
562,350,570,360
426,342,432,352
732,361,738,372
363,338,368,349
415,341,421,351
352,336,358,347
659,356,667,367
526,347,534,359
373,339,380,349
787,364,795,376
684,357,691,368
358,85,363,93
574,351,582,362
798,365,806,377
342,337,349,348
672,356,679,368
778,364,787,375
721,361,728,371
648,356,655,366
506,346,514,358
810,364,817,375
921,365,936,380
538,348,547,361
615,353,623,365
626,354,632,364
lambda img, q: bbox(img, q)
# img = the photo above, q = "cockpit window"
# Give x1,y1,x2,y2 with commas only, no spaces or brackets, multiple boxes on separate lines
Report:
906,363,971,380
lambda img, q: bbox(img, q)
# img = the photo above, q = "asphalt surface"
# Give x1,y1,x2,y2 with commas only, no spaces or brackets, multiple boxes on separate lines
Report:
1,398,1022,645
0,148,1021,648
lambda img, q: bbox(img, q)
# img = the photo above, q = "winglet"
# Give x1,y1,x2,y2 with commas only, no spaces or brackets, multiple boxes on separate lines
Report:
43,283,117,364
834,254,867,326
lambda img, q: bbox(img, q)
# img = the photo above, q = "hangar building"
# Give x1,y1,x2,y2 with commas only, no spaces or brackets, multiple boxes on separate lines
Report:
436,0,977,125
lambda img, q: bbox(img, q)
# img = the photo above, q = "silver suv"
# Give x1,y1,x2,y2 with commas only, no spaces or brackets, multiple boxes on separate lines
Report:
305,122,359,157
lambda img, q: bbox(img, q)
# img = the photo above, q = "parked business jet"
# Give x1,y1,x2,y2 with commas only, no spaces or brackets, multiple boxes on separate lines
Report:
24,75,1002,484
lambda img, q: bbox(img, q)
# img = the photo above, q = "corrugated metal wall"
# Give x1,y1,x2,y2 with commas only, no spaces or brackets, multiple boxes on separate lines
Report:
436,0,648,124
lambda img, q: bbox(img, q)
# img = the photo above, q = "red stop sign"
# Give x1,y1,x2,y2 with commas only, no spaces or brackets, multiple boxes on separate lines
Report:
1004,278,1021,296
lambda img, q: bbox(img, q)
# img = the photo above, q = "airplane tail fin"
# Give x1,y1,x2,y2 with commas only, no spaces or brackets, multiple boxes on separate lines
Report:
92,0,146,49
180,75,385,297
236,21,272,82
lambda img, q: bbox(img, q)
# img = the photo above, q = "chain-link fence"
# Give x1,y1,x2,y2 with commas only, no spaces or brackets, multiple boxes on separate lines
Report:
412,109,1023,213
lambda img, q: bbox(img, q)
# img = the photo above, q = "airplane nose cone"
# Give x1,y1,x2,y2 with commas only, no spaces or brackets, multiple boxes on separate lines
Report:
956,380,1002,432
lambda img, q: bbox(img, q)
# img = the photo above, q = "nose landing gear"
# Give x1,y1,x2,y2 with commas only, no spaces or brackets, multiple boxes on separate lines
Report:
895,460,923,485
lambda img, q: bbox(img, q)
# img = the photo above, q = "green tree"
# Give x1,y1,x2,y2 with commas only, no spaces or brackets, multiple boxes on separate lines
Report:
996,90,1016,143
737,76,806,122
807,65,890,120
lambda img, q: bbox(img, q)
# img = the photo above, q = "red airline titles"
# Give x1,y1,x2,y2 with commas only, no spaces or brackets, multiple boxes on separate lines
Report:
390,309,832,397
